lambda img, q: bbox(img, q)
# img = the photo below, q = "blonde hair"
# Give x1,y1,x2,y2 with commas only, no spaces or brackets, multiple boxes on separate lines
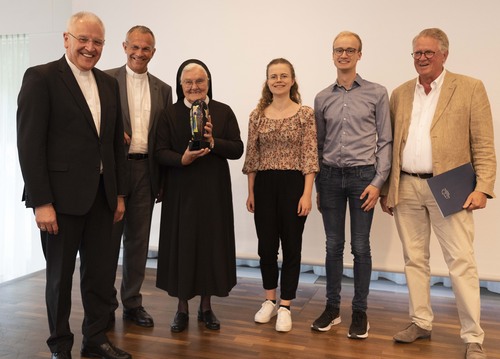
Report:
333,31,363,52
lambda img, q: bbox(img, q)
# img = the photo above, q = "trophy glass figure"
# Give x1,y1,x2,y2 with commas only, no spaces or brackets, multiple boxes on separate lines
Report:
188,99,210,150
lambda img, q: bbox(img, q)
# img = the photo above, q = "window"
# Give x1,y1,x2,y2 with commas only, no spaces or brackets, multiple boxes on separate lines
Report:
0,34,44,283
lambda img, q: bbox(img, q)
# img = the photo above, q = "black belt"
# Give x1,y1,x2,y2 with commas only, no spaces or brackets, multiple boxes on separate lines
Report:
127,153,148,160
401,171,433,179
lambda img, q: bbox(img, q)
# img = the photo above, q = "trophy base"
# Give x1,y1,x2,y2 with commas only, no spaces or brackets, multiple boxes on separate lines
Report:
188,140,210,151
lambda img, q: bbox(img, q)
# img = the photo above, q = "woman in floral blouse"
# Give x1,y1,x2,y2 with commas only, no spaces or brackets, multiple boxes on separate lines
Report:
242,58,319,332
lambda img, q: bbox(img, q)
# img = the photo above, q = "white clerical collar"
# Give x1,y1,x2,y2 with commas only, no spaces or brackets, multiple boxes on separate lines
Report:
184,97,210,108
65,54,91,77
125,65,148,79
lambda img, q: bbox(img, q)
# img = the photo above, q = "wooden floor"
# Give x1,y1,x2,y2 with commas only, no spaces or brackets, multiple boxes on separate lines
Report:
1,266,499,359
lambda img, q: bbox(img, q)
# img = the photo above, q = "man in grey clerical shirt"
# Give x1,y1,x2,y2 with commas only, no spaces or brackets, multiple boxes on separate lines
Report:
105,25,172,328
311,31,392,339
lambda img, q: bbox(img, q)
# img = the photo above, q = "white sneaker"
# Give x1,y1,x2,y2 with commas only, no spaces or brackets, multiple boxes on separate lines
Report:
275,307,292,332
254,300,278,323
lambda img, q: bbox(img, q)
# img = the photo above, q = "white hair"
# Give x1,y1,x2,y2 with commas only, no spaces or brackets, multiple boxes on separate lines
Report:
180,63,208,82
67,11,105,34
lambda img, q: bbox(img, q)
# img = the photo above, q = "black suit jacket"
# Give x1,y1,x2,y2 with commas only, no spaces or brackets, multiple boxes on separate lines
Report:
17,56,126,215
105,66,172,197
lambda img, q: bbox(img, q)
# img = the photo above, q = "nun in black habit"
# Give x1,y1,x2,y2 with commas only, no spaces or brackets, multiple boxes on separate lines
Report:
155,59,244,332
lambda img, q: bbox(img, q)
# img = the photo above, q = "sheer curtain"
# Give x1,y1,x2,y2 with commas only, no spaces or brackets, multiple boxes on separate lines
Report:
0,34,45,284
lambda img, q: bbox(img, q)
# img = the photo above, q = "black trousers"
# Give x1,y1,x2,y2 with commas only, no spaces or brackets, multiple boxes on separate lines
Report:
42,178,115,352
254,170,306,300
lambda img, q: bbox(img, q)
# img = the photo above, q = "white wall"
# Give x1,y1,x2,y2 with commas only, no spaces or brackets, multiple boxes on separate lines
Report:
0,0,72,283
2,0,499,281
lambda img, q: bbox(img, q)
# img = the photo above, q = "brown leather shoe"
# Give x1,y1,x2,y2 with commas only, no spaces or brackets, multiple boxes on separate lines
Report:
393,323,431,343
465,343,487,359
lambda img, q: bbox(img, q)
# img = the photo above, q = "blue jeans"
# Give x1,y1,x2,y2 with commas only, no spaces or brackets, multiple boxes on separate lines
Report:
316,164,375,312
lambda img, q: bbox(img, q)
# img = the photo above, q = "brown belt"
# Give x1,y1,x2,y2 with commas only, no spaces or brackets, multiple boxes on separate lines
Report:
401,171,433,179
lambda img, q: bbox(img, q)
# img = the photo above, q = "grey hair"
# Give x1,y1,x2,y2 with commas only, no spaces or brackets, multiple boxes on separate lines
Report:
180,63,209,82
126,25,155,47
413,28,449,52
67,12,105,34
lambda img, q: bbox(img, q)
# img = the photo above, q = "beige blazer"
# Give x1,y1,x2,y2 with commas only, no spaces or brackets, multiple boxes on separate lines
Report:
384,71,496,208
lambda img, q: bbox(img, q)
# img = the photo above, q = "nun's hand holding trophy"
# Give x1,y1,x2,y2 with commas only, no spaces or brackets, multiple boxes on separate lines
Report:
182,99,213,165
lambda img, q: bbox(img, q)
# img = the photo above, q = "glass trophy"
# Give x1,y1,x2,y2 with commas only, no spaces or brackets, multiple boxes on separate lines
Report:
188,99,210,150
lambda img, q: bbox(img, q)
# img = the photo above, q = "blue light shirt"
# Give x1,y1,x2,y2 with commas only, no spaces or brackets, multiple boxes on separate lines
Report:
314,74,392,188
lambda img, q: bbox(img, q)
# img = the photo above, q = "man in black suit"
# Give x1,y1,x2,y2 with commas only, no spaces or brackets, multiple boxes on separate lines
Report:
105,26,172,328
17,11,131,359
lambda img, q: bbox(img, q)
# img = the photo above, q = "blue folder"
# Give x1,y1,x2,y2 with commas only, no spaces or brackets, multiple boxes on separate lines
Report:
426,163,476,217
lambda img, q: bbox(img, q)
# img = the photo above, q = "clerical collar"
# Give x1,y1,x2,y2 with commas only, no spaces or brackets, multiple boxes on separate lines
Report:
125,65,148,79
184,97,210,108
65,54,91,76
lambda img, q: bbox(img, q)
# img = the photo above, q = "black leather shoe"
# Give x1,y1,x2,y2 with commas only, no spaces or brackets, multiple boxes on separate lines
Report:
198,308,220,330
123,306,154,327
81,341,131,359
171,311,189,333
51,352,71,359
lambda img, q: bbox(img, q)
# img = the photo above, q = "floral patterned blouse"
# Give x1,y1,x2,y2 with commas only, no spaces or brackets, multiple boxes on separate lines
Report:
242,105,319,175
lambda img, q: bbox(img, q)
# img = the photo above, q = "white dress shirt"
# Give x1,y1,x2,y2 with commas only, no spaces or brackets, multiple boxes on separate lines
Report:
66,55,101,136
402,69,446,174
126,65,151,154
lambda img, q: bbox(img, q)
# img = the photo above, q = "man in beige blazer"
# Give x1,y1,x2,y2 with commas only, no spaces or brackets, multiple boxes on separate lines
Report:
380,28,496,359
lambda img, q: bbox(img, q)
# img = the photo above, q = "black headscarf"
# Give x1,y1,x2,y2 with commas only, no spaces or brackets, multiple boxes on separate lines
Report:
175,59,213,103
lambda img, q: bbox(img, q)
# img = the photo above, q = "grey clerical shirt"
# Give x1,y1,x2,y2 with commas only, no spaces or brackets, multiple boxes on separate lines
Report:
314,73,392,189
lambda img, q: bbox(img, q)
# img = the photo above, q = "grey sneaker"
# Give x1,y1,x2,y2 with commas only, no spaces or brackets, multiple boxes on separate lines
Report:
311,304,341,332
347,310,369,339
393,323,431,343
465,343,487,359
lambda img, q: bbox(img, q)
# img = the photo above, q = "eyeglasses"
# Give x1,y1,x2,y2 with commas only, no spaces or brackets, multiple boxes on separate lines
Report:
182,78,208,88
67,32,105,47
333,47,358,56
411,50,436,60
